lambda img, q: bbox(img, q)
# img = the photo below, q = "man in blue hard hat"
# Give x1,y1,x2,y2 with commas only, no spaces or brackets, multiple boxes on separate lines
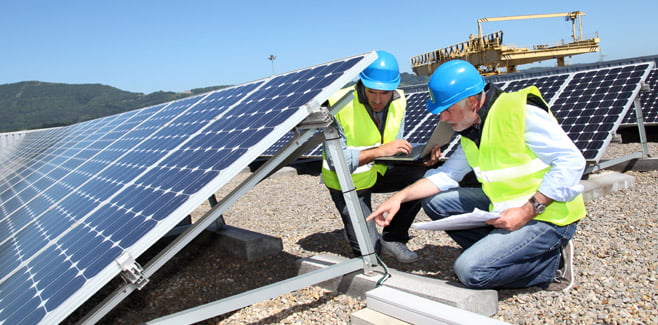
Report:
322,50,441,263
368,59,586,290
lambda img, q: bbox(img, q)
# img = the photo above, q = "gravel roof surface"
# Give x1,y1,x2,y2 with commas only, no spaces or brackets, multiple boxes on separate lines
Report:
65,142,658,324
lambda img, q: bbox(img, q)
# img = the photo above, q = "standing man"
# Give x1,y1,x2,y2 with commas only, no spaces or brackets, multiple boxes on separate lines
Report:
368,59,586,290
322,50,439,263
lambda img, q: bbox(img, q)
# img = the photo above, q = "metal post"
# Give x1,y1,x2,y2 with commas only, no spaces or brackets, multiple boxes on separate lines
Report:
633,85,651,157
268,54,276,75
322,125,377,272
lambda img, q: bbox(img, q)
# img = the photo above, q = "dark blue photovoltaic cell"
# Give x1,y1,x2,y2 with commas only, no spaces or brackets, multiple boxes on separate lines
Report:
0,52,376,325
0,270,46,324
403,91,442,144
491,74,569,103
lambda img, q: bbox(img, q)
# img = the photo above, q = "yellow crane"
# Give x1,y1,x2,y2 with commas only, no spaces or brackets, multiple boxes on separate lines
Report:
411,11,600,76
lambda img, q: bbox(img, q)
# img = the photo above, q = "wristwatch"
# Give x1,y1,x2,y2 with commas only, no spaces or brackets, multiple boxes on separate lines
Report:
529,196,546,215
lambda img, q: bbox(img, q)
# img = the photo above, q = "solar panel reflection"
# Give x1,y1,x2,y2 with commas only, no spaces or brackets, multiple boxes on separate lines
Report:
270,60,655,163
0,52,375,324
488,62,653,161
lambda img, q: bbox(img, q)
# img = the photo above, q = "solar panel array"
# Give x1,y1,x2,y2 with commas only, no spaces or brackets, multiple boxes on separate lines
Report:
0,52,376,325
266,57,656,164
487,61,654,161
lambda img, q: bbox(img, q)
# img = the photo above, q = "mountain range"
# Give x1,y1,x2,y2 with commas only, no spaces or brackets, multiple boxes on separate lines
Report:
0,73,428,133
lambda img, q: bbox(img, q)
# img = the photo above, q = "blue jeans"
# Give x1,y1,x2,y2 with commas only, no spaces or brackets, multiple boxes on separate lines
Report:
422,187,578,289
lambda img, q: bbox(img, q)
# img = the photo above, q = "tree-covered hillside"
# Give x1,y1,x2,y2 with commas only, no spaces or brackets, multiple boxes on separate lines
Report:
1,73,427,133
0,81,228,132
399,72,430,87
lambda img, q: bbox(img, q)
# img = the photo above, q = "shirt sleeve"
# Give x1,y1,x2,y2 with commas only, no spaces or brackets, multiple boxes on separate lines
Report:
525,104,586,202
423,144,472,191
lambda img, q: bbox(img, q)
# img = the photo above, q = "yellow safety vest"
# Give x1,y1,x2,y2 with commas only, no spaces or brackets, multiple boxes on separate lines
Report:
322,87,406,190
461,86,586,226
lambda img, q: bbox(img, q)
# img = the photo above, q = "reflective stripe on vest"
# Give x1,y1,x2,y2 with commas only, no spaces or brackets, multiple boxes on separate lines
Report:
322,160,374,175
321,87,405,191
461,86,586,225
322,156,374,175
491,193,534,212
473,157,549,183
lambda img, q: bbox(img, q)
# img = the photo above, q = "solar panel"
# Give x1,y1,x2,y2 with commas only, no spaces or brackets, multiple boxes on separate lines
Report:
487,61,654,161
0,52,377,325
403,91,440,143
271,57,655,165
492,74,569,103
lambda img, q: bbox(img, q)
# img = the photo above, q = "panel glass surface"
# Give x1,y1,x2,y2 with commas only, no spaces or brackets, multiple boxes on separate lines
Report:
486,62,653,161
266,60,654,162
0,52,376,325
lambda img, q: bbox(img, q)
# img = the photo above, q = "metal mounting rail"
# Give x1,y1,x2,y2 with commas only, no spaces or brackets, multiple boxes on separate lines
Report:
80,92,380,324
146,258,364,324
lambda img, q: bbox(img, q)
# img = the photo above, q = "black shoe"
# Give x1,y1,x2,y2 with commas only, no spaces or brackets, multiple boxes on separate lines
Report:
546,241,574,291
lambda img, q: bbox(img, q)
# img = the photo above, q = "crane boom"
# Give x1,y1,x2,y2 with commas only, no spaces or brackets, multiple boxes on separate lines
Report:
477,11,586,43
410,10,599,76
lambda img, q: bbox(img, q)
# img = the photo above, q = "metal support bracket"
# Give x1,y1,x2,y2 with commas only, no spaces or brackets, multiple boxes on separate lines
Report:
321,90,378,274
115,252,149,290
634,82,651,158
298,102,333,129
323,125,377,274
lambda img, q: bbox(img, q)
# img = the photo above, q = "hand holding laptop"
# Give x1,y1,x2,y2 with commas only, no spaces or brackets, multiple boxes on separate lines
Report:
376,139,414,157
375,121,455,164
423,145,443,166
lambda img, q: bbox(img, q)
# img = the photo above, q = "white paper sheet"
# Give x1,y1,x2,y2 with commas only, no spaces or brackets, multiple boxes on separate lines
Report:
412,208,500,231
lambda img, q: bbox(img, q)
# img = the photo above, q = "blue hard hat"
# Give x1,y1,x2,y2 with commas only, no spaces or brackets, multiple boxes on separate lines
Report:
359,50,401,91
426,60,485,114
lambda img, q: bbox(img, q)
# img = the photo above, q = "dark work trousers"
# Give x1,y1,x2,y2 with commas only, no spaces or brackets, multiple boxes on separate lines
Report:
328,164,427,257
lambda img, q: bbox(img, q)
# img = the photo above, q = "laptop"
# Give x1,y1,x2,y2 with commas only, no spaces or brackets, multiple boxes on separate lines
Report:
375,121,454,163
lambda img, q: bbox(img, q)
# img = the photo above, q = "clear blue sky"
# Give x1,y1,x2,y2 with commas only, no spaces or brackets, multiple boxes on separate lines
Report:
2,0,657,94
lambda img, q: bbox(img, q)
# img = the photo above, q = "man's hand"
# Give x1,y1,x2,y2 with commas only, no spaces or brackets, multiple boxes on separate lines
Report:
366,196,402,227
487,193,553,231
377,139,412,157
423,145,442,167
486,204,535,231
359,139,412,165
368,178,440,227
